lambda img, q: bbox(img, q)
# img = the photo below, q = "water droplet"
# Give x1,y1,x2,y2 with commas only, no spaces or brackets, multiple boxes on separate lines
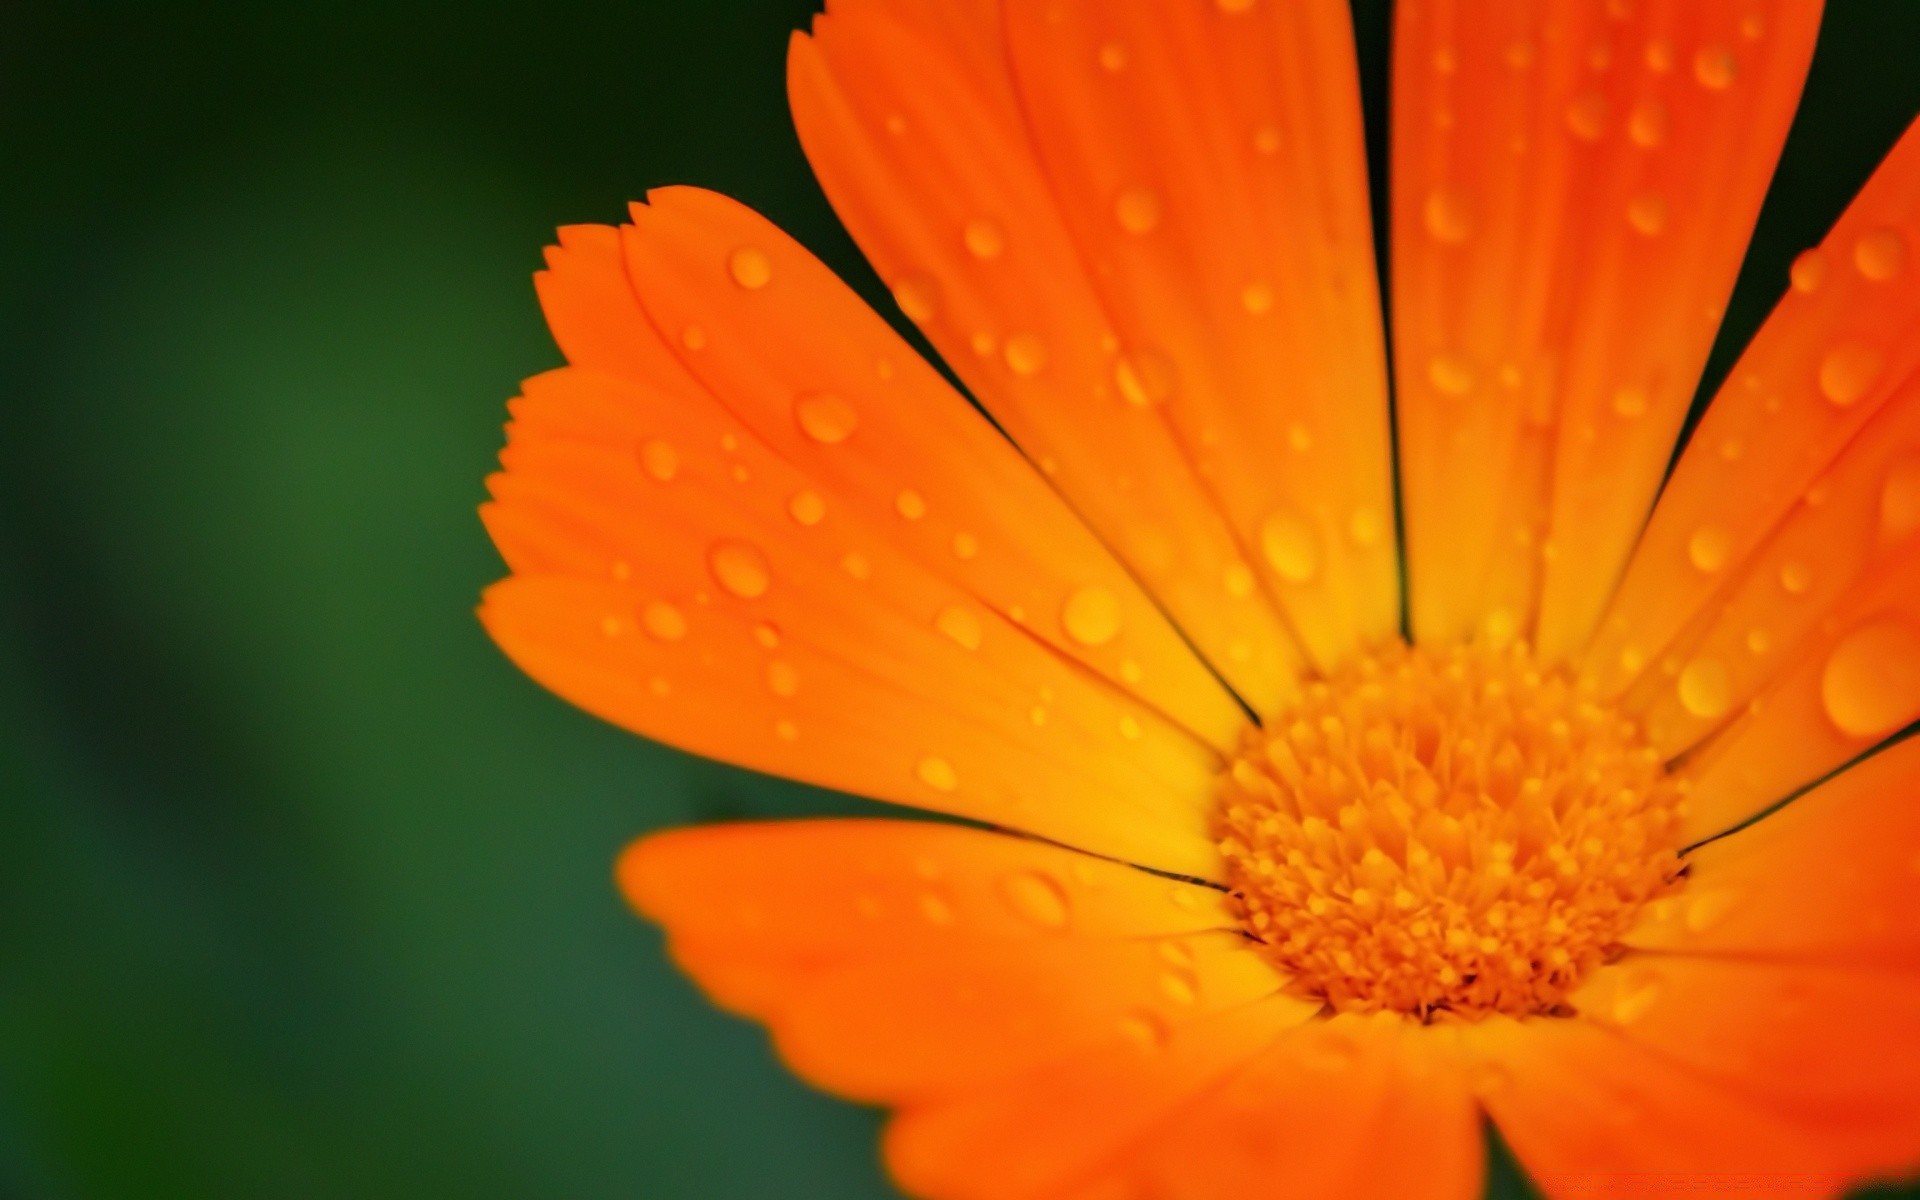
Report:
787,490,826,527
1240,281,1275,315
1505,40,1536,70
951,532,979,560
841,551,871,580
1741,11,1766,38
935,604,983,651
794,392,859,444
1424,186,1473,244
753,622,781,649
1000,871,1070,929
1819,343,1884,407
896,489,928,520
1216,0,1255,12
1645,37,1675,73
1854,227,1908,282
1790,248,1828,293
1114,185,1162,234
639,439,679,481
1746,627,1771,655
765,660,800,697
1114,351,1177,408
1119,714,1143,741
1349,507,1385,547
1610,971,1664,1024
1693,45,1736,89
728,246,772,290
1688,526,1732,573
1120,658,1143,683
1627,193,1668,236
1222,562,1254,598
774,718,798,741
1062,585,1123,646
1117,1010,1171,1051
1098,41,1127,72
916,755,959,792
1159,972,1198,1005
647,676,671,697
680,325,708,351
1287,423,1312,452
1880,454,1920,540
1821,619,1920,738
1612,386,1650,418
1252,124,1280,155
1628,98,1667,147
1260,510,1320,583
642,601,688,642
709,541,772,598
918,892,955,926
1428,353,1474,396
1566,91,1608,140
1779,560,1813,595
963,218,1005,260
1677,657,1732,719
1004,333,1048,377
1684,889,1739,933
892,273,940,324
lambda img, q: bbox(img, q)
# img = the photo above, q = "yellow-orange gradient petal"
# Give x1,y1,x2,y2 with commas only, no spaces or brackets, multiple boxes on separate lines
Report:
1049,1015,1481,1200
620,821,1302,1108
791,2,1325,712
997,0,1400,672
1392,0,1822,654
1576,120,1920,837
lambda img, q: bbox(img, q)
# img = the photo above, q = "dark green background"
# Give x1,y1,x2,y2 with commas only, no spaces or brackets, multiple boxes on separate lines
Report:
3,3,1916,1197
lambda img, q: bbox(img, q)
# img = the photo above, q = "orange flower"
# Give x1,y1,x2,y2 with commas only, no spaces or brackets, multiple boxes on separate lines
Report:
479,1,1920,1196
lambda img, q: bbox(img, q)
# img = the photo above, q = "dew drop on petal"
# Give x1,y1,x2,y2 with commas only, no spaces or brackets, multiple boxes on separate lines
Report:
1115,351,1177,408
794,392,859,444
918,892,955,925
935,604,983,651
1693,45,1736,89
1261,509,1321,583
1062,584,1123,646
728,246,772,290
1628,99,1667,147
1349,507,1385,547
896,489,928,520
1789,248,1828,293
1240,282,1275,315
1627,193,1668,236
1880,454,1920,540
1222,561,1255,598
1676,658,1732,719
1687,526,1731,573
963,217,1006,260
765,660,800,698
951,531,979,560
1565,91,1608,140
1819,343,1885,407
1004,333,1048,377
1114,185,1162,234
916,755,960,792
1118,1010,1171,1051
1820,619,1920,739
1428,354,1474,396
892,273,940,324
642,600,688,642
639,439,679,481
1854,227,1908,282
787,489,826,526
1424,186,1473,244
1779,560,1813,595
753,622,781,649
1611,386,1649,418
709,541,772,599
1000,871,1070,929
1098,41,1128,72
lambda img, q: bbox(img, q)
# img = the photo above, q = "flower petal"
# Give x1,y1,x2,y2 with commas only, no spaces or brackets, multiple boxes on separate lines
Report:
789,2,1311,712
997,0,1400,672
621,820,1300,1107
1058,1016,1482,1200
1391,0,1822,652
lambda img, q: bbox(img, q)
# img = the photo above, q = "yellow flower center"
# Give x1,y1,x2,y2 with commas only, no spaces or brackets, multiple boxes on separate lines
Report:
1216,641,1687,1020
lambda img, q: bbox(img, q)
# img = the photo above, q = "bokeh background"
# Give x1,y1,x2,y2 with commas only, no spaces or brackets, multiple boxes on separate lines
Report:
3,2,1918,1197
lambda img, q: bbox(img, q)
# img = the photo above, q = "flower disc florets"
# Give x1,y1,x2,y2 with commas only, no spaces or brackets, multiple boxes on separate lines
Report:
1217,641,1687,1020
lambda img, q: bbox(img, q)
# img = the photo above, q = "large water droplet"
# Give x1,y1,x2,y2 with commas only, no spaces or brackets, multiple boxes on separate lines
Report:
1428,353,1474,396
1097,41,1128,72
1158,972,1199,1006
935,604,983,651
642,600,688,642
1684,889,1739,934
1628,99,1667,147
639,439,679,482
1789,248,1828,293
1349,507,1385,547
916,755,960,792
1117,1010,1171,1052
918,892,955,926
1677,657,1732,719
1004,333,1048,377
794,392,859,444
1611,386,1650,418
1062,585,1123,646
1240,282,1275,315
1818,343,1885,407
892,273,941,324
765,660,800,698
1627,193,1668,236
1222,562,1254,598
1423,186,1473,244
1779,560,1813,595
1820,619,1920,739
1688,526,1732,573
1693,45,1736,89
1260,510,1320,583
963,217,1005,260
728,246,772,290
1114,185,1162,234
1854,228,1908,282
1880,454,1920,540
1000,871,1070,929
709,541,772,599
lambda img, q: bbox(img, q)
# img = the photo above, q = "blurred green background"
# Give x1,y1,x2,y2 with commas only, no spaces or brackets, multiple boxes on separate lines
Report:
2,2,1916,1197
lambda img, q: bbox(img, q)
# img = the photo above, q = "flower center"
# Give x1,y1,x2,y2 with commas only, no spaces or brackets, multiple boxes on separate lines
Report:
1215,640,1686,1020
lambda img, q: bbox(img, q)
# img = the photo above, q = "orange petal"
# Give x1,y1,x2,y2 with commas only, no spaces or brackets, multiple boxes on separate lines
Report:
1586,118,1920,710
536,196,1245,751
1391,0,1822,653
1628,734,1920,966
884,996,1317,1200
997,0,1400,671
789,3,1309,712
621,820,1300,1109
482,364,1229,877
1061,1015,1482,1200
